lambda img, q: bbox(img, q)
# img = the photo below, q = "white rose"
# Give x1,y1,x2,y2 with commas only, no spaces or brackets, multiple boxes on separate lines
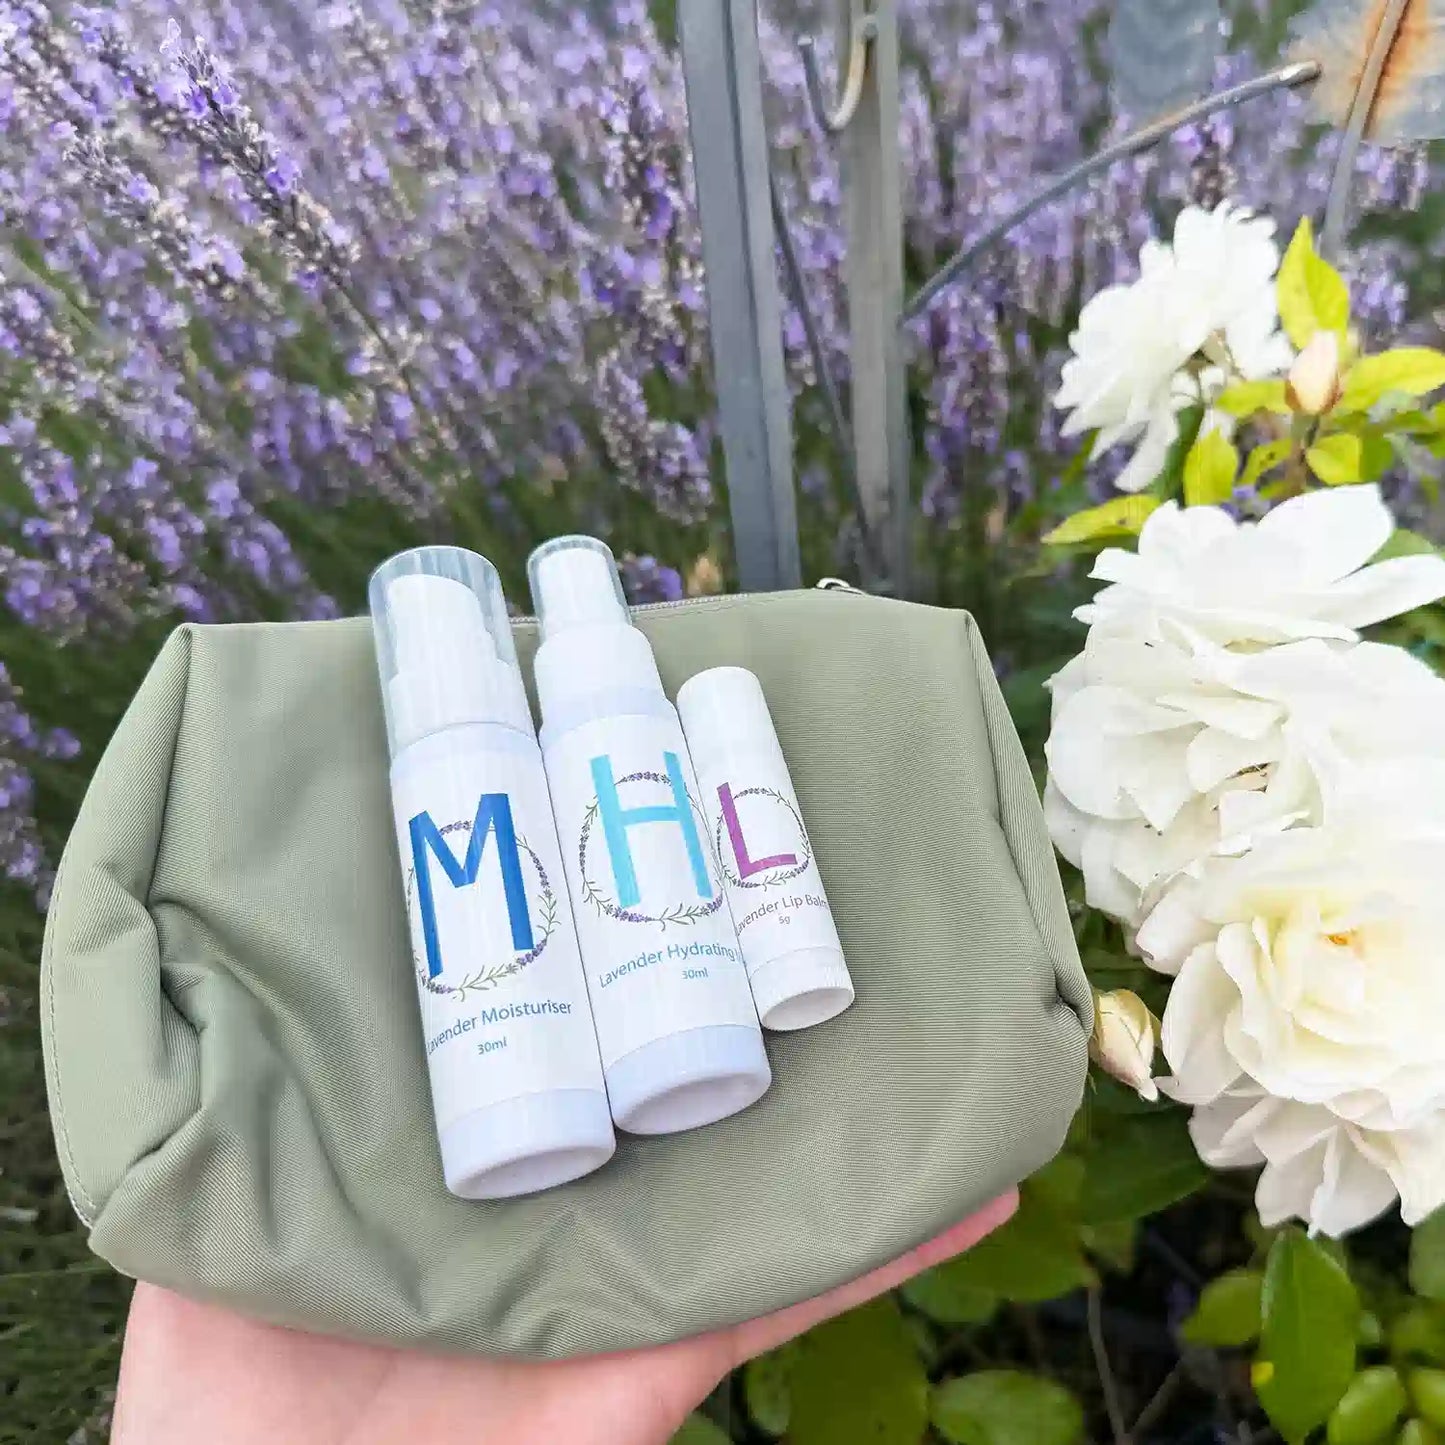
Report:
1054,203,1291,494
1138,764,1445,1232
1045,620,1445,929
1191,1085,1445,1236
1079,485,1445,645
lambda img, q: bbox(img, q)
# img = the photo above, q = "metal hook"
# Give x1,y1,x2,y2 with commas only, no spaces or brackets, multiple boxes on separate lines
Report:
799,0,877,135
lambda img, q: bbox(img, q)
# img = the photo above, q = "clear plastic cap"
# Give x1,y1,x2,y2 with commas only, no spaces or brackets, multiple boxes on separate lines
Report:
369,546,532,756
527,535,630,640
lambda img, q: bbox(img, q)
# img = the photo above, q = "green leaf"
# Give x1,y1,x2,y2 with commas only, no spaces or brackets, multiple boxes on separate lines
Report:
1043,494,1162,546
1411,1368,1445,1430
1080,1110,1209,1224
1412,1208,1445,1302
743,1345,795,1436
1359,430,1395,482
1215,379,1292,417
1391,1303,1445,1365
1376,529,1443,562
789,1299,929,1445
1255,1229,1361,1445
932,1371,1085,1445
1278,217,1351,349
1401,1420,1445,1445
1082,1218,1138,1274
1242,437,1293,489
670,1415,732,1445
1342,349,1445,413
1307,432,1365,485
1182,1269,1265,1348
934,1164,1095,1304
1327,1367,1408,1445
902,1260,998,1325
1183,428,1240,506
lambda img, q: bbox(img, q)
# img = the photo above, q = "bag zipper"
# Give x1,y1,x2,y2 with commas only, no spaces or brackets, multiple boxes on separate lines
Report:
513,576,864,624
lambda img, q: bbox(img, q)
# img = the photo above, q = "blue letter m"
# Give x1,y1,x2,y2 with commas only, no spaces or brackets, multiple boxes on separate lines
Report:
409,794,533,981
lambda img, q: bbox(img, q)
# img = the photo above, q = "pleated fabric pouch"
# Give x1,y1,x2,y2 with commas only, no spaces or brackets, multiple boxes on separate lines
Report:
40,586,1091,1359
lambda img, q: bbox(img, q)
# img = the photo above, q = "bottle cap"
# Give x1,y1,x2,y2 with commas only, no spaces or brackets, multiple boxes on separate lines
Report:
748,948,855,1032
369,546,532,755
527,535,629,640
526,534,665,731
675,667,787,776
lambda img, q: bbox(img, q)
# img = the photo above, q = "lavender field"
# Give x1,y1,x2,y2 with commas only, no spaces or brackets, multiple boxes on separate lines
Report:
3,1,1445,1440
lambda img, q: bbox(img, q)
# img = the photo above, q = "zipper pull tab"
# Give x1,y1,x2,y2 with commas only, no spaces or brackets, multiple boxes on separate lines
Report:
816,578,865,595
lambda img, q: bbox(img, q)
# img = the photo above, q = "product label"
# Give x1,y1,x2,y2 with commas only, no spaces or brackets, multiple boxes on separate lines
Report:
546,713,759,1068
391,736,605,1134
700,757,845,974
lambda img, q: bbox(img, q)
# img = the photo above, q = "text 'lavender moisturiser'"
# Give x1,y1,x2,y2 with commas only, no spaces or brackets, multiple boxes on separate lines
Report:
370,546,614,1199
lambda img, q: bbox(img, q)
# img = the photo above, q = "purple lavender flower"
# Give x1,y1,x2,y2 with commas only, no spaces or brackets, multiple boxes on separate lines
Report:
0,0,1434,901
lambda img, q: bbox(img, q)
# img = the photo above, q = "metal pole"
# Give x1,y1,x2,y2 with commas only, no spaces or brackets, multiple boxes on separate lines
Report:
835,0,910,594
678,0,802,593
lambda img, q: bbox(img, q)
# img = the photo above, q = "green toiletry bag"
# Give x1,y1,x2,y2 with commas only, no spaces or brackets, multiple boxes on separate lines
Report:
40,587,1091,1359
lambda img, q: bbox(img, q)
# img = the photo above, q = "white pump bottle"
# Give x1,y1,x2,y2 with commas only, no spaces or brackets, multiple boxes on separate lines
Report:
370,546,614,1198
528,536,771,1135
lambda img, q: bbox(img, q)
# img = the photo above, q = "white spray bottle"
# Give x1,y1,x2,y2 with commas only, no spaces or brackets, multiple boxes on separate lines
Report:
370,546,614,1198
528,535,771,1135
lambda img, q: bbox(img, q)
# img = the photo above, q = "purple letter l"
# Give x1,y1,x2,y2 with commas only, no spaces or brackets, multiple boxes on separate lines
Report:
718,782,798,877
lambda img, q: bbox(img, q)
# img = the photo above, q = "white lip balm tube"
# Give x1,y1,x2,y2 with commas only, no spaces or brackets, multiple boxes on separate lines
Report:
370,546,615,1199
676,667,854,1032
527,535,771,1135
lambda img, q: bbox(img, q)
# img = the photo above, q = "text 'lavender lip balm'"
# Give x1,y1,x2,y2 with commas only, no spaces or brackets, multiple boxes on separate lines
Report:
370,546,614,1199
677,667,854,1032
528,535,771,1135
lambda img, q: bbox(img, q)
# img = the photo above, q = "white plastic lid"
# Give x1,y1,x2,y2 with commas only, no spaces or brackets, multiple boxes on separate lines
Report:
749,948,855,1032
675,667,787,776
527,535,629,639
369,546,532,755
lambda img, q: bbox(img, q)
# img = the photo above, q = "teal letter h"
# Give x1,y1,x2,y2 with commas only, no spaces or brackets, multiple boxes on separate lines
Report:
591,751,712,909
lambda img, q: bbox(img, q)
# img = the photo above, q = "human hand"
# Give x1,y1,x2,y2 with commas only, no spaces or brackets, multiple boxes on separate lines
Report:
110,1190,1015,1445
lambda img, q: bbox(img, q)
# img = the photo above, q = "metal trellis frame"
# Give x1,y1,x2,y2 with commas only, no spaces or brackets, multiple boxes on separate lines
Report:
676,0,1323,599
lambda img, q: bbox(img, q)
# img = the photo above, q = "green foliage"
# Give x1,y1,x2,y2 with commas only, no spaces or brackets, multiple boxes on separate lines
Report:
670,1414,732,1445
1042,494,1161,546
1278,216,1351,348
1307,431,1367,484
1412,1210,1445,1302
1255,1229,1361,1444
1410,1368,1445,1429
788,1299,928,1445
1341,349,1445,413
1079,1109,1210,1224
1401,1420,1445,1445
931,1371,1085,1445
1181,1268,1265,1347
1327,1367,1408,1445
1242,436,1294,488
1183,428,1240,505
1393,1304,1445,1365
742,1345,795,1435
900,1262,999,1326
925,1160,1095,1305
1216,378,1292,416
